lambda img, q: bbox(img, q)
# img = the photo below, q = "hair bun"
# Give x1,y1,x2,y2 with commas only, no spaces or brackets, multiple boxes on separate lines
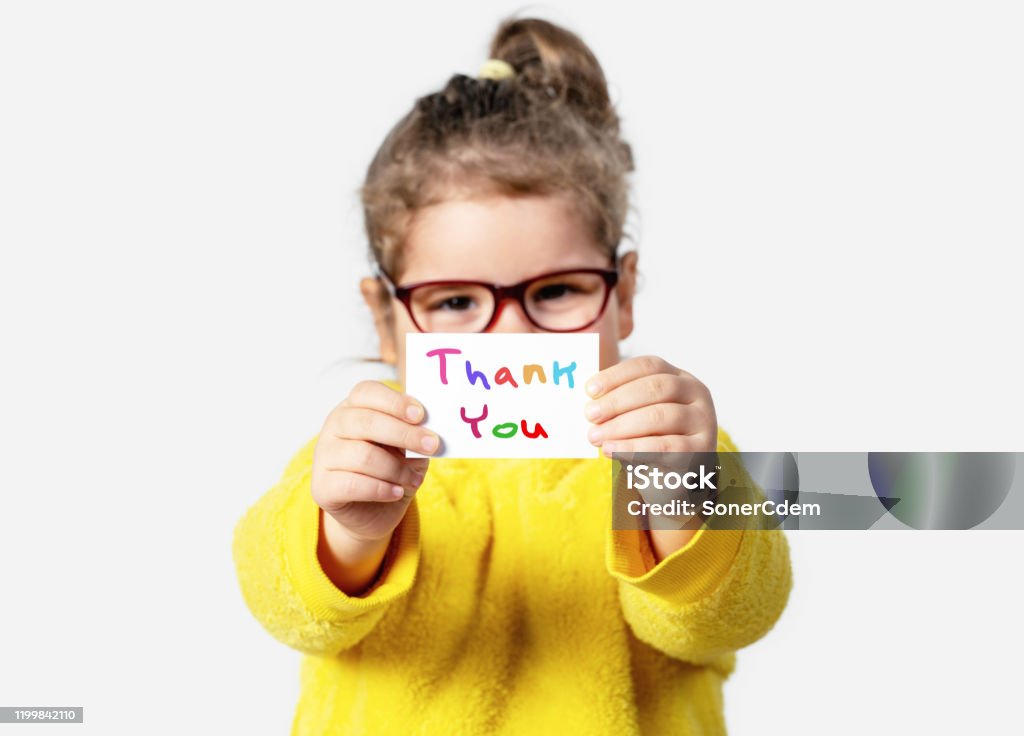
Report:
489,17,618,134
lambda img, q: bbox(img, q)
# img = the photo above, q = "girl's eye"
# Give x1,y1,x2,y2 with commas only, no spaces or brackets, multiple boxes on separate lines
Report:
429,295,476,311
534,283,579,301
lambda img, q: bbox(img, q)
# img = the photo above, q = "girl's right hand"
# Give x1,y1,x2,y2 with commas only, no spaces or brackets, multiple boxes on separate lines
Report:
311,380,439,543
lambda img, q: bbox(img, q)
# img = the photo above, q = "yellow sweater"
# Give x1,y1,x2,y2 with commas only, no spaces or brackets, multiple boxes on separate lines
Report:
233,386,792,735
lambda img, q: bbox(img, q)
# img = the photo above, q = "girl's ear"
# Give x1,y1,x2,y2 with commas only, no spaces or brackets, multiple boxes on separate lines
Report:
360,277,397,365
615,250,639,340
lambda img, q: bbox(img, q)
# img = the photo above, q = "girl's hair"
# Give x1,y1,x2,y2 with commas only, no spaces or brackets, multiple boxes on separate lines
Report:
360,16,635,280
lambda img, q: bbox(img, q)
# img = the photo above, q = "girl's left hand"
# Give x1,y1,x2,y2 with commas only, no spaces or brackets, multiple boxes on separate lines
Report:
584,356,717,456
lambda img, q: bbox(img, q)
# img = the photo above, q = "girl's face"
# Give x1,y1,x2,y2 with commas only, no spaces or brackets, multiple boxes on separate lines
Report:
361,194,639,388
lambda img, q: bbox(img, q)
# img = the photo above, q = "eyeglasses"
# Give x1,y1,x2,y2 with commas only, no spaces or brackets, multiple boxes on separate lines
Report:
376,265,620,333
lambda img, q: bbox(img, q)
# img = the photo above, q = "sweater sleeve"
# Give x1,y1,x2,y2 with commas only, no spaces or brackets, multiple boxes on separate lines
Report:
605,429,792,669
232,434,421,657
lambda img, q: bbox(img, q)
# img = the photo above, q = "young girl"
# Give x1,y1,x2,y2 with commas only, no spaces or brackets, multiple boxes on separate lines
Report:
233,17,791,735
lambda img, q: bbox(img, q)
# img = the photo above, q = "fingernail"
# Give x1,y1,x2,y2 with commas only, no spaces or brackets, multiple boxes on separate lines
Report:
588,426,604,444
584,402,601,421
586,380,602,398
602,442,616,457
406,404,423,422
412,470,425,486
421,434,439,453
391,485,405,498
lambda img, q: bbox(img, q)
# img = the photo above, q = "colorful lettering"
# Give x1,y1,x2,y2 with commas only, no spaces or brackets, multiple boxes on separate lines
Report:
492,422,518,439
460,404,488,438
523,364,546,384
552,360,577,388
465,360,492,390
521,421,548,439
426,348,462,385
494,366,519,388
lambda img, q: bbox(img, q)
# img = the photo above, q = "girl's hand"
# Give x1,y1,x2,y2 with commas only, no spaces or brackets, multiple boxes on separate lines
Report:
584,356,717,456
312,381,439,543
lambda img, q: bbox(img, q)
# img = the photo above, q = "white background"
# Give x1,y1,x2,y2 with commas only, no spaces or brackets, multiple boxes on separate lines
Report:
1,1,1021,734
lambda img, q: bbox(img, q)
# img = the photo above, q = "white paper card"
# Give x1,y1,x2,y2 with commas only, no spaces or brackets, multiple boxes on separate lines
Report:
405,332,600,459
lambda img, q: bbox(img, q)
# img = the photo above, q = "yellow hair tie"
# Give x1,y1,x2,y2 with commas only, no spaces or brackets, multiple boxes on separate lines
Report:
477,59,515,81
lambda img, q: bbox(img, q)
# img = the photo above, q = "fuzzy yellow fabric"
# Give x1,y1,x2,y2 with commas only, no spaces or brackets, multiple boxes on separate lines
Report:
233,381,792,735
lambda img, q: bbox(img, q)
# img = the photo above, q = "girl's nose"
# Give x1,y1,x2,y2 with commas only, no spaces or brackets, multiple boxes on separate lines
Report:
488,297,539,333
